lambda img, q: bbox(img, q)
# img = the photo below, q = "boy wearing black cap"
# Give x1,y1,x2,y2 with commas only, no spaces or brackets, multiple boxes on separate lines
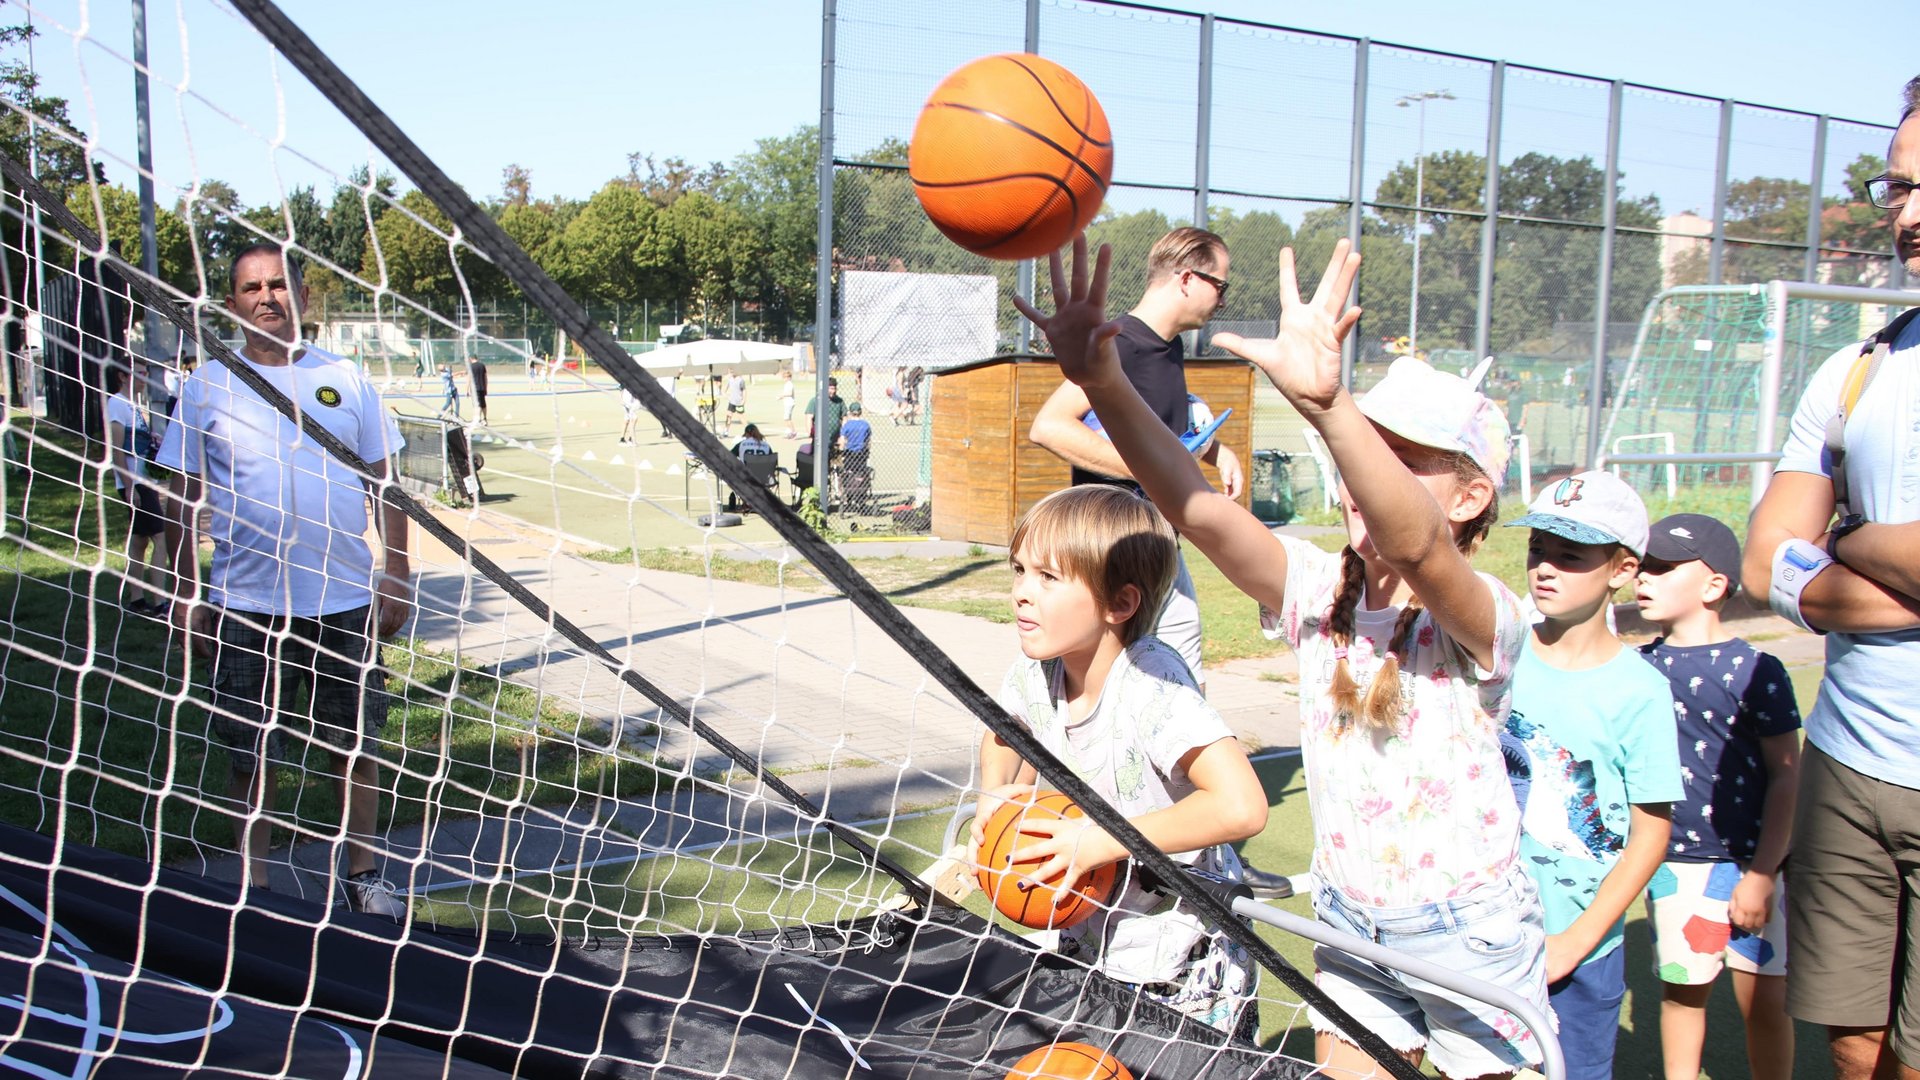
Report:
1634,512,1802,1080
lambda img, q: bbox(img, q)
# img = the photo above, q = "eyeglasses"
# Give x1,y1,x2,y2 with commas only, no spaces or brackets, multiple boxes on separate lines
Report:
1866,174,1918,210
1185,268,1230,299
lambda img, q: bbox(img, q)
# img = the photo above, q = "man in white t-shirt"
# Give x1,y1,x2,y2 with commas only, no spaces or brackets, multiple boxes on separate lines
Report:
104,363,168,615
1743,76,1920,1080
155,243,411,920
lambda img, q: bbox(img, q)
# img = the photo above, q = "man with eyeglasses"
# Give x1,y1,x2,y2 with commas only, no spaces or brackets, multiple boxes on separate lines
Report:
1744,74,1920,1080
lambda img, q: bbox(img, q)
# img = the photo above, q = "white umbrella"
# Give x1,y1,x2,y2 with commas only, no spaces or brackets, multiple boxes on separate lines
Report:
629,339,797,378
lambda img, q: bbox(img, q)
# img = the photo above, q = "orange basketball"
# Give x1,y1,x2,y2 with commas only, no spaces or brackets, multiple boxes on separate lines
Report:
1007,1041,1134,1080
909,53,1114,261
975,791,1118,930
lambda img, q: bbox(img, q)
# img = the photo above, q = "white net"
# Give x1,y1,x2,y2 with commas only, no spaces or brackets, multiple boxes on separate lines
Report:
0,4,1476,1078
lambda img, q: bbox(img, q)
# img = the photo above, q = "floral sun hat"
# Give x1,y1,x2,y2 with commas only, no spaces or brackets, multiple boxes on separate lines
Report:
1356,355,1511,488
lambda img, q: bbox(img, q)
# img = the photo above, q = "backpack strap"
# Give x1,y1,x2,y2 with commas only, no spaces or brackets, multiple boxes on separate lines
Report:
1826,306,1920,520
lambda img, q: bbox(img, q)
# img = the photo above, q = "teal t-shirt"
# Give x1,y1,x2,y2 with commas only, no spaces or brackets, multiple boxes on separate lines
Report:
1506,640,1682,961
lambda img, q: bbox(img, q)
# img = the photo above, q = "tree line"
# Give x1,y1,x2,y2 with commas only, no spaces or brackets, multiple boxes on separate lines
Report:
0,24,1896,359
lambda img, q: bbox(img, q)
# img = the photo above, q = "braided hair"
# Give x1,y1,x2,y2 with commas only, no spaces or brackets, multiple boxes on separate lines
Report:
1325,452,1501,733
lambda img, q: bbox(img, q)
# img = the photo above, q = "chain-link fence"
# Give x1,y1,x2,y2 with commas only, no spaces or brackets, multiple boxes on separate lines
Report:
821,0,1902,533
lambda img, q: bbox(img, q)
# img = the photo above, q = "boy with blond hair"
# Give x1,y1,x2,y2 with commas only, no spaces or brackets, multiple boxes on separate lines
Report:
973,484,1268,1033
1634,513,1800,1080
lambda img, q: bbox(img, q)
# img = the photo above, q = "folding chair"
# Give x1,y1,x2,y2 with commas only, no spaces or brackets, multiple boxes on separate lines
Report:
726,451,783,513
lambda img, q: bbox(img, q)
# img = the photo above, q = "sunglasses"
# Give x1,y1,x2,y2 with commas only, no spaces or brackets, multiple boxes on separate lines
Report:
1185,268,1230,299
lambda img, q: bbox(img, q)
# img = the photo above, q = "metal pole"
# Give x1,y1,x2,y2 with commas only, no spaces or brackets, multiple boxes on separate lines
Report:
1475,62,1504,364
1708,98,1732,285
1410,100,1425,353
1804,116,1828,284
133,0,162,369
1344,39,1369,386
1754,279,1789,504
813,0,837,500
1193,14,1213,232
1584,80,1623,468
1015,0,1040,354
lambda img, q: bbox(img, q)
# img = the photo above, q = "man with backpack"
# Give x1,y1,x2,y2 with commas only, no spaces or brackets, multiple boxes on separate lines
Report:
1744,75,1920,1080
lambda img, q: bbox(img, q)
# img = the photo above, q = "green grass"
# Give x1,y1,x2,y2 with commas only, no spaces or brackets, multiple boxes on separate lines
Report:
0,419,661,865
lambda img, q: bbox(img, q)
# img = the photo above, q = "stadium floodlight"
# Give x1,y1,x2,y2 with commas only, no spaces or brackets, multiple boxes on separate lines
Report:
1396,89,1455,355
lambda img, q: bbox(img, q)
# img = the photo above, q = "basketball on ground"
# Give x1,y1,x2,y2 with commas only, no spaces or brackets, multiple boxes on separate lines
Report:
975,791,1117,930
909,53,1113,260
1006,1040,1134,1080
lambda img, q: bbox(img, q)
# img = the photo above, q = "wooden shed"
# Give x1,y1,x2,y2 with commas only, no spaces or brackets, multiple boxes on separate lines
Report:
930,355,1255,547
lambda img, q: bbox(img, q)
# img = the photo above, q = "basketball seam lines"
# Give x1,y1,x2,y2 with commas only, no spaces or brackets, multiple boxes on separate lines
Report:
1002,55,1114,151
917,103,1110,196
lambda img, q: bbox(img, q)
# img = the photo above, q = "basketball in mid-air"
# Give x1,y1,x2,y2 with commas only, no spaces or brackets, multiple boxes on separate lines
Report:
1006,1040,1134,1080
909,53,1113,261
975,791,1117,930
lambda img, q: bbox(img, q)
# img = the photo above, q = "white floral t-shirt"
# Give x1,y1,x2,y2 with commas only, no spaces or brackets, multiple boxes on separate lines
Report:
996,637,1252,1030
1261,535,1527,908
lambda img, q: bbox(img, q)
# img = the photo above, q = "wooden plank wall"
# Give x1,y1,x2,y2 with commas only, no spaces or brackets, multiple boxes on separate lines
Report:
931,358,1254,547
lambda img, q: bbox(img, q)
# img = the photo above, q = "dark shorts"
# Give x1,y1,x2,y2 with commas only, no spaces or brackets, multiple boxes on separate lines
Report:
207,605,391,775
1787,742,1920,1066
1548,946,1627,1080
123,484,165,538
726,402,745,414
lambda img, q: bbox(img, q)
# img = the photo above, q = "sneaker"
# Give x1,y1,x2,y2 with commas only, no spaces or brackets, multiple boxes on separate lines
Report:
345,869,407,918
1238,862,1297,900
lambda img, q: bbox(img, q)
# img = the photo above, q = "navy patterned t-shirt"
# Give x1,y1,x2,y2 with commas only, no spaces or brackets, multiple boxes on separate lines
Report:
1638,638,1801,863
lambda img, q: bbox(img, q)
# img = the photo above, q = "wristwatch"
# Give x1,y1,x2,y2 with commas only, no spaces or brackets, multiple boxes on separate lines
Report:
1828,513,1868,563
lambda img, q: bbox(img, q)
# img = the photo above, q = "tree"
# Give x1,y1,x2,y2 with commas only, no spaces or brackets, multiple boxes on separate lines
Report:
561,181,672,304
501,164,532,209
321,166,397,288
64,183,194,293
362,189,499,329
725,125,819,338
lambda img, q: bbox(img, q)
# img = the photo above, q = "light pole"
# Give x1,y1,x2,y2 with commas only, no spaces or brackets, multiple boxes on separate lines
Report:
1396,90,1454,356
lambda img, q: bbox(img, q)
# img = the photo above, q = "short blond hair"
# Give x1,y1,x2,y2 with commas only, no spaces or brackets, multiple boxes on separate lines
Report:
1009,486,1178,646
1146,227,1227,285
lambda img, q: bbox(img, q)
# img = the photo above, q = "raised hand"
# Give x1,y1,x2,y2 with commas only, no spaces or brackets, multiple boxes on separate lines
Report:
1210,240,1363,415
1012,234,1124,390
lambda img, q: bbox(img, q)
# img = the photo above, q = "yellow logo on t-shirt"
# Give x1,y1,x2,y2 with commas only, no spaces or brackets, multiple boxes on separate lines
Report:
315,386,342,408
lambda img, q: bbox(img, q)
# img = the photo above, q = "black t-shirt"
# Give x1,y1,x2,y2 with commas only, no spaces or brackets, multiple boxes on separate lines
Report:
1069,313,1188,489
468,362,489,392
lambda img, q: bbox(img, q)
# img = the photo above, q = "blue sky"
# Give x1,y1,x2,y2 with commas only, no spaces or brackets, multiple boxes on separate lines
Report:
17,0,1912,217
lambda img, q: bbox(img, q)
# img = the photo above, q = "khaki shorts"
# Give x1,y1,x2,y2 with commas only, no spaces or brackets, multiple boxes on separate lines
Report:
1787,742,1920,1067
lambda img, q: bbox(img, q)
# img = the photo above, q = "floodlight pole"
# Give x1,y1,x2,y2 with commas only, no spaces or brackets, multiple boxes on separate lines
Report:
1396,90,1453,356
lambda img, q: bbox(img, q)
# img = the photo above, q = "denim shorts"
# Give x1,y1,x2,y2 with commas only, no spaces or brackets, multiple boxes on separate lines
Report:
1310,869,1551,1079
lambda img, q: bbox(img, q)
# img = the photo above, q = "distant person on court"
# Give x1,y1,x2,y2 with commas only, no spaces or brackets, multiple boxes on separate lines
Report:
838,401,873,510
801,377,846,498
155,243,411,919
1503,471,1679,1080
1029,227,1243,697
1744,74,1920,1080
104,362,168,617
466,355,488,425
973,485,1267,1034
1027,235,1551,1078
1633,513,1799,1080
439,363,459,418
619,388,642,445
723,369,747,435
778,368,797,438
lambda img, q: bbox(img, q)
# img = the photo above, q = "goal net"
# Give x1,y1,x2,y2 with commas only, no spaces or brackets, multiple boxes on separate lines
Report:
1599,282,1910,493
0,4,1500,1078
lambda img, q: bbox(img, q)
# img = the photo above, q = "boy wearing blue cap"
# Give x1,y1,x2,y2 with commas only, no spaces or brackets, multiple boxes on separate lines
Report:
1634,513,1801,1080
1504,471,1683,1080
